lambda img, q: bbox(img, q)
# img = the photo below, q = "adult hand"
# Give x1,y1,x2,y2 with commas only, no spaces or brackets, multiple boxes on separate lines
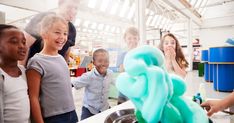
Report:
201,100,225,117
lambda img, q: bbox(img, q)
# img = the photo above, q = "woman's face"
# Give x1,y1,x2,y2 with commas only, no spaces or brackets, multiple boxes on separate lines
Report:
163,36,176,52
125,33,139,50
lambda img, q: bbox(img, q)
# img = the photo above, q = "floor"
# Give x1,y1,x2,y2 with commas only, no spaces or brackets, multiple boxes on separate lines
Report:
72,86,118,119
72,70,233,122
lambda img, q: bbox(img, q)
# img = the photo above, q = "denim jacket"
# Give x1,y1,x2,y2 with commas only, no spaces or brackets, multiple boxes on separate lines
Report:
0,71,4,123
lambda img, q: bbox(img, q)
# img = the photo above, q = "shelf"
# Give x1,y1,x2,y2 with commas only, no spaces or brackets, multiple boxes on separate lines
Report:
181,44,201,48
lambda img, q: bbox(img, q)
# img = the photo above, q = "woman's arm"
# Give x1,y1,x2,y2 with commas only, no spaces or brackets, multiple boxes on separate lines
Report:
26,69,44,123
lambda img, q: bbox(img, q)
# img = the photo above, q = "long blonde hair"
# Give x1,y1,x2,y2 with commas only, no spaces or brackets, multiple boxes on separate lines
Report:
159,33,189,68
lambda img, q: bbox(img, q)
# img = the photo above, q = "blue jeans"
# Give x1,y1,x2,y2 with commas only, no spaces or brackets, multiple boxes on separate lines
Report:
44,110,78,123
81,106,95,120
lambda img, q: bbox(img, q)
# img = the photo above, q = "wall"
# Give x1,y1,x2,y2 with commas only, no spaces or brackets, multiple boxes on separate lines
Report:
199,26,234,49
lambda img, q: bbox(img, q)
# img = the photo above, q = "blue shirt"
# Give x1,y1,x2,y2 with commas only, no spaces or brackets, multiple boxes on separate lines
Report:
116,51,127,69
71,68,115,114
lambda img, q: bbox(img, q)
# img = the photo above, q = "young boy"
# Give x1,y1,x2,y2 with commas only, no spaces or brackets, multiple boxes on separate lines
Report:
116,26,140,104
26,15,78,123
0,24,30,123
72,49,115,120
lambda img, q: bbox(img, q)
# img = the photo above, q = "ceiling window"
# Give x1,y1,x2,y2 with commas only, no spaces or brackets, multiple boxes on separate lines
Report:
88,0,97,8
100,0,110,12
119,0,129,17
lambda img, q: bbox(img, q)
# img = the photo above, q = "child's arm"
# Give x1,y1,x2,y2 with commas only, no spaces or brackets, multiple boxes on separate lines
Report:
168,47,187,78
71,72,90,90
201,92,234,116
171,59,187,78
26,69,44,123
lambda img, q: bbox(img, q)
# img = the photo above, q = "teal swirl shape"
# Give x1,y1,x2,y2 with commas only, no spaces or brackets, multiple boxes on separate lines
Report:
116,45,209,123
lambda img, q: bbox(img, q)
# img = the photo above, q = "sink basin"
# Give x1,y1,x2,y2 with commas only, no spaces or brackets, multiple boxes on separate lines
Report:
104,108,138,123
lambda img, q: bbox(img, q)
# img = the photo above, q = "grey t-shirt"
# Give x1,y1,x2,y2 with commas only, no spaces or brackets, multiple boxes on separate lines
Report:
27,53,75,118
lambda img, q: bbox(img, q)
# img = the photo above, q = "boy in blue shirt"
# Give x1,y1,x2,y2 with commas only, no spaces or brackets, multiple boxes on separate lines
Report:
72,49,115,120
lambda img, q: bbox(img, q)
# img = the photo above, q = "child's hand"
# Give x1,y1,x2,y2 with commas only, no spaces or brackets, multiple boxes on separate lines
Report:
201,100,225,116
166,47,176,60
164,49,171,60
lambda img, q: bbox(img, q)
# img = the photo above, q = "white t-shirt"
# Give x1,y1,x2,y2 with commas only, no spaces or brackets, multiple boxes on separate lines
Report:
0,66,30,123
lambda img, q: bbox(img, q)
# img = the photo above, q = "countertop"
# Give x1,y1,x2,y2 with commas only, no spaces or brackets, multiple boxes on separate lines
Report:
78,101,234,123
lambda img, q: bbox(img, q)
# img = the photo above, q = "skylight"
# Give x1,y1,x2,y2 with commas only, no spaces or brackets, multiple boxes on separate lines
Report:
111,26,116,32
98,24,104,30
127,3,136,20
110,1,119,15
83,20,90,28
146,15,153,26
100,0,109,12
91,22,97,29
119,0,129,17
104,25,110,31
74,18,81,26
88,0,97,8
151,15,159,26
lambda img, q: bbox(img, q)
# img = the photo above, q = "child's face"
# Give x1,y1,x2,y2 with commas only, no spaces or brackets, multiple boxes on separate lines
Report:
0,28,27,61
163,36,176,52
43,21,68,51
93,52,109,76
125,33,139,50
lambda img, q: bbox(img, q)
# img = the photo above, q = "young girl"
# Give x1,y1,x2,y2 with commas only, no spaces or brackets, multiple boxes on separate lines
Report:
116,27,140,104
0,24,30,123
158,33,189,78
26,15,78,123
72,49,114,120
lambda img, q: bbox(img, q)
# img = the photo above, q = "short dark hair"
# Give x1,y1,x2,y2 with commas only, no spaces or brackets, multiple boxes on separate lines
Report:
0,24,18,39
93,49,109,61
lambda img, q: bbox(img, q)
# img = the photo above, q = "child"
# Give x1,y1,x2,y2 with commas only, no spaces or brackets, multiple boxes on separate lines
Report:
0,24,30,123
21,0,79,65
26,15,78,123
201,92,234,116
116,27,139,104
71,49,114,120
158,33,188,78
117,27,140,72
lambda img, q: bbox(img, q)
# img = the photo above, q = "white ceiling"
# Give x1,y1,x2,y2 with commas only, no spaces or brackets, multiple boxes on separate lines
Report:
0,0,234,47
